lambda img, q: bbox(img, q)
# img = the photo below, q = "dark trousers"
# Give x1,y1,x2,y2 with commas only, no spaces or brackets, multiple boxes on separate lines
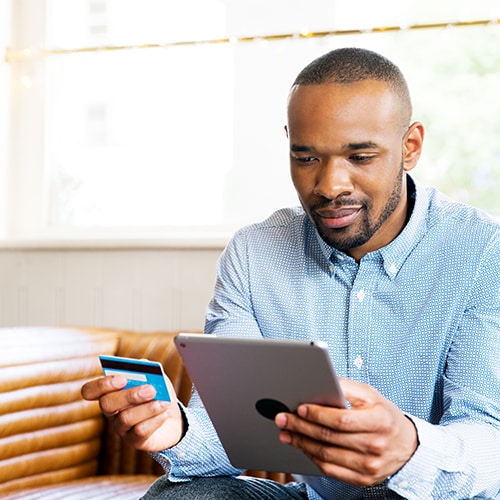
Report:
141,475,405,499
140,476,308,500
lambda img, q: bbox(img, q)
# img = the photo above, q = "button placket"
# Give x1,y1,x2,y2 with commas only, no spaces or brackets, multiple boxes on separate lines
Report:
348,286,371,380
346,260,380,382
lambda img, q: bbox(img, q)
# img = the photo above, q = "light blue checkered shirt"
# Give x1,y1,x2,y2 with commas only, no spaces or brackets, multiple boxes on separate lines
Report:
153,177,500,499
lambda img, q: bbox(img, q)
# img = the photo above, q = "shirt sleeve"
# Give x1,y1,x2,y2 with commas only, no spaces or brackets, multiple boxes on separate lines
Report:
389,238,500,499
150,390,245,481
204,228,263,338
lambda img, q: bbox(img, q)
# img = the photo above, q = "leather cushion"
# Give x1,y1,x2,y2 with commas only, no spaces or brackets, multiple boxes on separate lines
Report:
1,474,157,499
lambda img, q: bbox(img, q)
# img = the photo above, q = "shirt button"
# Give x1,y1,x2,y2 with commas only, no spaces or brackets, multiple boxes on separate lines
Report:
353,355,363,368
396,480,409,489
356,289,365,302
176,452,186,459
389,264,397,274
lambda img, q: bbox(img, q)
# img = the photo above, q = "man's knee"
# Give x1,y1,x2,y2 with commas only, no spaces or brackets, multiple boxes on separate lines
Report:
141,475,306,500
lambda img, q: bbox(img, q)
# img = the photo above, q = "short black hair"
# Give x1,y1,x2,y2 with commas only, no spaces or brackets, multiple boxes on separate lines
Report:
293,47,412,129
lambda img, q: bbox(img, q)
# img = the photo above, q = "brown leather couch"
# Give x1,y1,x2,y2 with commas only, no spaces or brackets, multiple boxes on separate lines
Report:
0,327,289,499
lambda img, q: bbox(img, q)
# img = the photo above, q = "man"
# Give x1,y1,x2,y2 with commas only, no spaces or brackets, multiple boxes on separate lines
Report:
82,48,500,499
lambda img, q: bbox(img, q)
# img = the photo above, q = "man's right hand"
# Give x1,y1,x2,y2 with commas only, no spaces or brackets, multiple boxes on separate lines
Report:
81,374,184,452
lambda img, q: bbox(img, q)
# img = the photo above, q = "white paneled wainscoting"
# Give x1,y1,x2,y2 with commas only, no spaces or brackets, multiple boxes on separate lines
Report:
0,244,222,332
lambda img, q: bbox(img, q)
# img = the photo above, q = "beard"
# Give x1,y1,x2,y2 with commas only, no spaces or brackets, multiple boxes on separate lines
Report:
312,165,405,251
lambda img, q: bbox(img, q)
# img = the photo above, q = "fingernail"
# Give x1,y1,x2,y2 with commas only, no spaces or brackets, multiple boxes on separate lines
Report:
279,431,292,444
275,413,287,427
138,384,155,399
111,375,127,388
297,405,307,417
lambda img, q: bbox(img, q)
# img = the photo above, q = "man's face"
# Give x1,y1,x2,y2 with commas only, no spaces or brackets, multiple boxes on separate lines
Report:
287,80,416,261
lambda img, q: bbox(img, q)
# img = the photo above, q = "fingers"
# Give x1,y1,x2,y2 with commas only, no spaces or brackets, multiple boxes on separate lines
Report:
81,375,128,401
277,412,389,485
274,382,419,485
276,407,375,454
115,399,184,452
276,399,409,454
81,375,159,418
81,374,184,452
295,401,395,435
113,398,169,438
104,383,159,413
291,434,387,486
276,410,396,485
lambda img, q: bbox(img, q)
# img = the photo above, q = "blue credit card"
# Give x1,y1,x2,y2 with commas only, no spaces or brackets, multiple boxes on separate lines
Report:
99,355,172,402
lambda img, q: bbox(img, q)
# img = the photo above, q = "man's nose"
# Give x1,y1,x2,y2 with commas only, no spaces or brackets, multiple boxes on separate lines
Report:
313,158,354,200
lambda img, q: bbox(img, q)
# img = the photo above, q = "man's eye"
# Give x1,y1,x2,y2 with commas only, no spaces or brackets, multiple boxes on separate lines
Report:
350,155,374,163
293,156,317,164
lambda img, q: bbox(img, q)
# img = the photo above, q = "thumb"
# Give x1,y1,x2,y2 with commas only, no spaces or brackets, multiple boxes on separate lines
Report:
339,377,380,409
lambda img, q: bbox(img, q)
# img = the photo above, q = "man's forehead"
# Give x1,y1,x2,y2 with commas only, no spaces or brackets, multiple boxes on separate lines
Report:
287,81,403,132
288,80,394,104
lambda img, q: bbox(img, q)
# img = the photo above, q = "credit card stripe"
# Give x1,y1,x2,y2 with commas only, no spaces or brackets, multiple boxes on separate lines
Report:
100,358,163,375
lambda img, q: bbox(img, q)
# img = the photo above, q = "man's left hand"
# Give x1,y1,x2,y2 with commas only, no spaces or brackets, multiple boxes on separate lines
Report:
275,378,418,486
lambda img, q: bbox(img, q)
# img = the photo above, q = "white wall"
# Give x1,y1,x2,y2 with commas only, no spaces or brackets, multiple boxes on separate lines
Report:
0,246,222,332
0,0,11,237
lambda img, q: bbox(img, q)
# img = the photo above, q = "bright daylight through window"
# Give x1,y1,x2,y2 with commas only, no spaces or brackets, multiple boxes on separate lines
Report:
2,0,500,242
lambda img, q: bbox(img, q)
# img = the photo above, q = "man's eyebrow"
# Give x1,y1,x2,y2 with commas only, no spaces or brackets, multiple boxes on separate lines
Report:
290,144,315,153
290,142,380,153
343,141,378,150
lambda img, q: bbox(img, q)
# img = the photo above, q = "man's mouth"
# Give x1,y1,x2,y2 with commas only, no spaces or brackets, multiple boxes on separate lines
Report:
315,207,362,229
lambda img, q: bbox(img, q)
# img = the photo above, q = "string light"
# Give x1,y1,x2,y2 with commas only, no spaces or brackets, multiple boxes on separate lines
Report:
4,17,500,63
299,27,312,38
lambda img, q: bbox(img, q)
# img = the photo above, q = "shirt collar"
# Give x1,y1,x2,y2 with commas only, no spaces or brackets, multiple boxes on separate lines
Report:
314,175,430,279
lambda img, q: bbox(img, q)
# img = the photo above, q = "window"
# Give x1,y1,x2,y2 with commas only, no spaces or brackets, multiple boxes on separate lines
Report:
0,1,10,236
3,0,500,243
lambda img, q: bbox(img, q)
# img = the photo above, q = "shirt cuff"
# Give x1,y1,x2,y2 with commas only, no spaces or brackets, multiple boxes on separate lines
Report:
387,416,462,499
150,403,243,481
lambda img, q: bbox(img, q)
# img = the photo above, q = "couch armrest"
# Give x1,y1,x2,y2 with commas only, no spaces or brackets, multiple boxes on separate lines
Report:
0,327,121,493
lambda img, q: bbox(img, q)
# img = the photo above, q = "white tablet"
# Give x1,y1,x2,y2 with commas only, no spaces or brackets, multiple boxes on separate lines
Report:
174,333,347,476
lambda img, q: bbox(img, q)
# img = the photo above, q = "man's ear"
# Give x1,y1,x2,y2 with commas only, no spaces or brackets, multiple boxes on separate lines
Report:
403,121,424,172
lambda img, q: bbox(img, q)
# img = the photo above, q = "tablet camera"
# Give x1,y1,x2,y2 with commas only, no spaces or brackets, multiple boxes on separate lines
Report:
255,398,291,420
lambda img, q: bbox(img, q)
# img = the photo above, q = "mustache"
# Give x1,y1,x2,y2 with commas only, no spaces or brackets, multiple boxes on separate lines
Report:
311,198,368,211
